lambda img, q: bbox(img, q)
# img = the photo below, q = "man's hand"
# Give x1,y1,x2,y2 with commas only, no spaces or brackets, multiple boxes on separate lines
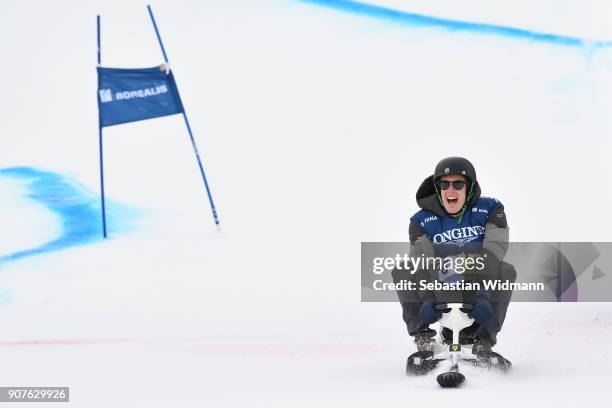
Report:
469,298,493,325
418,298,442,324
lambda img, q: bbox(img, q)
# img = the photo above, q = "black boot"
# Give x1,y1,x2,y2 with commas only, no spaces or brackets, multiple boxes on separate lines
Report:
415,335,435,352
413,326,437,352
472,337,494,354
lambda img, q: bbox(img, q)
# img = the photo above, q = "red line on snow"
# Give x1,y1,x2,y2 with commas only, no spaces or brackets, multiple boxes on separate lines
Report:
0,338,147,347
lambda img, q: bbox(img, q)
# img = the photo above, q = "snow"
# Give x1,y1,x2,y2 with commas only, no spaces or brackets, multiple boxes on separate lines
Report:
0,0,611,406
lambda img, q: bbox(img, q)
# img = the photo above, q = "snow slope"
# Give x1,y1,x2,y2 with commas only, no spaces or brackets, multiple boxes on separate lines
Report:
0,0,611,406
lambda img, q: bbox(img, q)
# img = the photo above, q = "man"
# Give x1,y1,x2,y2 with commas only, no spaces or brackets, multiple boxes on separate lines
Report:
392,157,516,354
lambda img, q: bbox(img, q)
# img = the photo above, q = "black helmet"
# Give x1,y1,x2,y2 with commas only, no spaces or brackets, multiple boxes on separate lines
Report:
434,157,476,183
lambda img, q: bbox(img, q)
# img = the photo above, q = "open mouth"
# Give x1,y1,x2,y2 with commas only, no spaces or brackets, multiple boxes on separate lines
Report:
447,197,458,205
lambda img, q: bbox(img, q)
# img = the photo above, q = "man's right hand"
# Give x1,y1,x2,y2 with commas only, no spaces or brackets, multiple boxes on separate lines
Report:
418,298,442,324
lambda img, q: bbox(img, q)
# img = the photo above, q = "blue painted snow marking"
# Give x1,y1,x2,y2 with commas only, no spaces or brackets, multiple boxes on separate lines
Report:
297,0,612,47
0,167,139,265
0,289,13,306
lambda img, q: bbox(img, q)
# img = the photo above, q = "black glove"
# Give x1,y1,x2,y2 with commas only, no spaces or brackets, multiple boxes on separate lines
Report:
418,298,442,324
469,298,493,325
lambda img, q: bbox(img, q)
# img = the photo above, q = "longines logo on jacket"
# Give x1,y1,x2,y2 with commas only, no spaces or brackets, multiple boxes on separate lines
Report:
432,225,485,245
411,196,502,253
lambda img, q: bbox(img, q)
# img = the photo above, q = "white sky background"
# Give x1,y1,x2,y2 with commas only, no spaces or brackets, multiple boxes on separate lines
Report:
0,1,611,406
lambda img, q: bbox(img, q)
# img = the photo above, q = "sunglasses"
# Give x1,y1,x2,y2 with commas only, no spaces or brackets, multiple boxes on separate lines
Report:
438,180,466,190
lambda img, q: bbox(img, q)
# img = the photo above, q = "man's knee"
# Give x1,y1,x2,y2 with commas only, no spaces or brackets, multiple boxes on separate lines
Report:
391,267,402,283
499,262,517,282
391,266,419,284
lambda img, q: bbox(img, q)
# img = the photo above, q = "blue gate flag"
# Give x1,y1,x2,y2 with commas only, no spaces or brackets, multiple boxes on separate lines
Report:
97,65,184,127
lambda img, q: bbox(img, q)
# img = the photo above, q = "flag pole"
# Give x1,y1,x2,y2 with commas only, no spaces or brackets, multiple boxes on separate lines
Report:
146,4,221,230
97,14,108,238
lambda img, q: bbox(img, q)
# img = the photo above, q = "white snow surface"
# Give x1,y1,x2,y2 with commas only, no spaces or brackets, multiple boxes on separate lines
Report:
0,0,612,406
